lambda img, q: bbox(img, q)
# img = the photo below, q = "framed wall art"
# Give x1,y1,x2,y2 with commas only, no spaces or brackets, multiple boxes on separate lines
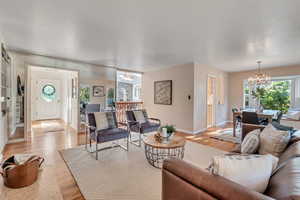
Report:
154,80,172,105
93,85,105,97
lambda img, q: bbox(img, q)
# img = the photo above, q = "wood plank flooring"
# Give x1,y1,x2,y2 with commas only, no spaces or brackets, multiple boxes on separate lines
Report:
1,120,236,200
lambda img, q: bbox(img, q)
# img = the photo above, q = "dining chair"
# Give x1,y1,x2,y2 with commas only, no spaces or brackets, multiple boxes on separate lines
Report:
242,111,269,125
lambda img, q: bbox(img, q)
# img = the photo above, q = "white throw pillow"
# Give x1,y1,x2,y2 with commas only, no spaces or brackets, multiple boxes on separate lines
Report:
259,124,290,157
94,112,109,130
241,129,260,154
286,110,300,120
208,154,278,193
133,110,146,123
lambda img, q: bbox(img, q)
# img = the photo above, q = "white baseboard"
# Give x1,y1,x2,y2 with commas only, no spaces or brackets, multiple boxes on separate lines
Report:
216,120,231,126
176,128,207,135
7,138,25,144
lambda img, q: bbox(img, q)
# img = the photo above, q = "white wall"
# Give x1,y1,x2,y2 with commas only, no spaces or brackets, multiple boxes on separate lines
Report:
0,34,7,157
142,63,229,134
80,79,115,107
143,63,195,133
193,64,229,133
10,51,116,134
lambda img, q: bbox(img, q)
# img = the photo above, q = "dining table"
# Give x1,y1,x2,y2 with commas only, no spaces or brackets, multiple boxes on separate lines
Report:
232,109,280,137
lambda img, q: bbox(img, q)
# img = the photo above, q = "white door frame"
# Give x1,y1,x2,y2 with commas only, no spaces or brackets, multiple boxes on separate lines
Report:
206,74,217,128
25,64,80,141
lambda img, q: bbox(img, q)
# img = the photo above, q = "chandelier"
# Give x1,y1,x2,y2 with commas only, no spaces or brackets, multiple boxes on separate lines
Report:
248,61,271,86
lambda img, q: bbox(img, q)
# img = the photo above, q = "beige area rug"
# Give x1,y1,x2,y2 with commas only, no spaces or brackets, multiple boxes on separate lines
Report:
210,128,241,144
60,140,225,200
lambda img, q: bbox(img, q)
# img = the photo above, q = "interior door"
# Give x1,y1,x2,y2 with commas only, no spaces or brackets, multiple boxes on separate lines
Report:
207,76,216,128
35,79,61,120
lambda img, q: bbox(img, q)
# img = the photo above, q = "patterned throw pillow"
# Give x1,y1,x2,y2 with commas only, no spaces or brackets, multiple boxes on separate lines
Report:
105,112,116,128
241,129,260,154
259,124,291,157
133,110,146,123
94,112,109,130
208,154,278,193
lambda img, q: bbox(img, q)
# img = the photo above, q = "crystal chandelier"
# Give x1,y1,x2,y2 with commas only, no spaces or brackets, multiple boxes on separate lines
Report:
248,61,271,86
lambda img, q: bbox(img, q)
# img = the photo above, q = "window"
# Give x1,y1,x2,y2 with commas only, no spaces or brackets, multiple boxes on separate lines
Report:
243,81,250,108
116,71,142,102
243,79,292,113
41,84,56,102
79,86,90,103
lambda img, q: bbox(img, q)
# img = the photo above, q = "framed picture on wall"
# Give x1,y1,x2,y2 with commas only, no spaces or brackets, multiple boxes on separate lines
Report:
93,85,105,97
154,80,172,105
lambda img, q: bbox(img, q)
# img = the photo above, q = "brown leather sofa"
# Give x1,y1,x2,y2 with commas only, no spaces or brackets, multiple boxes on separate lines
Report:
162,125,300,200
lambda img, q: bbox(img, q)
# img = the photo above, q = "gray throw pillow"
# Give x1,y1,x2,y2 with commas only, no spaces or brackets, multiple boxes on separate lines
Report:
259,124,291,157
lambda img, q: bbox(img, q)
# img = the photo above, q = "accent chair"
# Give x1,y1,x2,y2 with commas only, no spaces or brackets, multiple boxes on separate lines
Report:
126,110,161,146
86,111,129,160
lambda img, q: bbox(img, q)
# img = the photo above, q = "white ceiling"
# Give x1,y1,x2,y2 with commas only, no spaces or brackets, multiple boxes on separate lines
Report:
0,0,300,72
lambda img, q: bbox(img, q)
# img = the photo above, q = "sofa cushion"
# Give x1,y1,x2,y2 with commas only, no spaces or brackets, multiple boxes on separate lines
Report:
208,154,278,193
91,128,129,143
241,129,260,154
259,124,291,157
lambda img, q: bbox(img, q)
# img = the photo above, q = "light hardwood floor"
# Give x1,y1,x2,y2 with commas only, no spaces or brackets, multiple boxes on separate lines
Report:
1,120,236,200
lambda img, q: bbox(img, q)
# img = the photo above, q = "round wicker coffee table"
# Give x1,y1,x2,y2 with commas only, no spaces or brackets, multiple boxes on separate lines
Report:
143,134,186,168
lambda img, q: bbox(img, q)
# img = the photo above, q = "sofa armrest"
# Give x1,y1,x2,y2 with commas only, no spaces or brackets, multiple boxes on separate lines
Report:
162,159,273,200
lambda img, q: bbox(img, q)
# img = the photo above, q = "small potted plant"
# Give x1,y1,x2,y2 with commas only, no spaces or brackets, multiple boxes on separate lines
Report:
159,125,176,139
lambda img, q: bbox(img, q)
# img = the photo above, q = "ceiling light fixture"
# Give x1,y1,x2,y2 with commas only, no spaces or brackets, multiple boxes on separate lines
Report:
248,61,271,86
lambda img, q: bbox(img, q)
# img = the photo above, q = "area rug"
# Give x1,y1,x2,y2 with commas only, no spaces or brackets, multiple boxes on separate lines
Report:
210,128,241,144
60,140,225,200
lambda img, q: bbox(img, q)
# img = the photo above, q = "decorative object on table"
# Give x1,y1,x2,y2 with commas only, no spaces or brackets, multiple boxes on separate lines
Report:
248,61,271,87
154,80,172,105
93,85,105,97
154,132,163,142
0,154,44,188
143,134,185,168
159,124,176,138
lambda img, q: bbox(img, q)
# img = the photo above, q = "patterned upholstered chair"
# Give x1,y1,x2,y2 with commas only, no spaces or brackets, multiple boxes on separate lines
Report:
86,111,129,160
126,110,161,146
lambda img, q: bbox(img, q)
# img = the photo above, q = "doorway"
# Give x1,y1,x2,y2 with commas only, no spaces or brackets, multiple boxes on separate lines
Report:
35,79,61,120
207,75,216,128
27,66,79,136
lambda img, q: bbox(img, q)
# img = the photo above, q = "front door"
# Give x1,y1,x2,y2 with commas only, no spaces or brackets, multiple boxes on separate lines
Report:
35,79,61,120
